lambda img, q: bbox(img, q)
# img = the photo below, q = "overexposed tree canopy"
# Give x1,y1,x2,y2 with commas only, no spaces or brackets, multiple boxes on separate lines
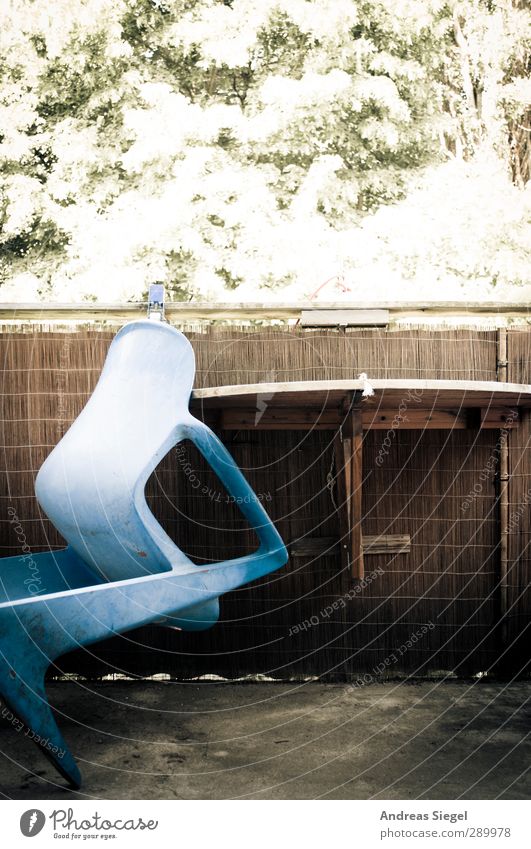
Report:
1,0,530,303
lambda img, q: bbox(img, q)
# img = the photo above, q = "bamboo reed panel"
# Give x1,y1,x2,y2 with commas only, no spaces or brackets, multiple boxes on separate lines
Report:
1,325,525,680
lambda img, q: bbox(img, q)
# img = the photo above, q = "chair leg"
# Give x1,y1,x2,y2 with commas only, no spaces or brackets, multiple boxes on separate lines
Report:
0,610,81,788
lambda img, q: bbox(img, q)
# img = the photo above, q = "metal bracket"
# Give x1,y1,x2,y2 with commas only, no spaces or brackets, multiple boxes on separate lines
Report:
147,283,165,321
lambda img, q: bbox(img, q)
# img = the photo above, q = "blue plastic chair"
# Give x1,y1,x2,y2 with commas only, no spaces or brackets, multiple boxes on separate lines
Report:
0,320,287,787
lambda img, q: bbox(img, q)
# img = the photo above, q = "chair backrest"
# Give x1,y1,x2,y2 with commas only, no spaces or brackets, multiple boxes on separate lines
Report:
36,321,196,581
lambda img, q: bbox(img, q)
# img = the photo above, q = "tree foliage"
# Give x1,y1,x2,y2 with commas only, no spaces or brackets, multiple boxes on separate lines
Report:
0,0,530,301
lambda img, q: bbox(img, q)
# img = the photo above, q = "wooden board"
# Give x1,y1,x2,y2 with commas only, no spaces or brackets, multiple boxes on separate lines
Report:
2,301,531,323
290,535,411,557
334,404,364,581
300,309,389,327
192,378,531,412
213,406,519,431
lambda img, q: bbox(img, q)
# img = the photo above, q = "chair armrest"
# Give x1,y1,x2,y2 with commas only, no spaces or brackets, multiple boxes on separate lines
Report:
181,418,287,565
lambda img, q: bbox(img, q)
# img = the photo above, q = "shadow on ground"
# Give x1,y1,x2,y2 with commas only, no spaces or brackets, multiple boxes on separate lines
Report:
0,680,529,800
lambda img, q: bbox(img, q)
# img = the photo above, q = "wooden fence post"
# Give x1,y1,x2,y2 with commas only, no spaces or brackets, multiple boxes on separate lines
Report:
334,396,364,581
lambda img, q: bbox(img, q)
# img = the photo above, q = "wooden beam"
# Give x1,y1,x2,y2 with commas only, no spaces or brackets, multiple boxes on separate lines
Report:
193,379,531,412
213,406,519,431
334,417,350,576
219,407,341,430
497,328,509,647
351,409,364,582
480,407,518,429
367,409,468,429
291,534,410,557
2,301,531,324
300,309,389,327
334,401,364,581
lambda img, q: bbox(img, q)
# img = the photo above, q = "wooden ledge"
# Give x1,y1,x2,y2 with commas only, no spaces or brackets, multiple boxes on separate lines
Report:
192,379,530,431
191,379,527,431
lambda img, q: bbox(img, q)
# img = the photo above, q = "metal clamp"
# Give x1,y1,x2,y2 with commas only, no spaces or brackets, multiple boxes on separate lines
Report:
147,283,165,321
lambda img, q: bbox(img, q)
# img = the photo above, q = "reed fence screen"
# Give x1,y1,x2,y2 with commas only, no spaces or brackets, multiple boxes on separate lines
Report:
1,326,529,679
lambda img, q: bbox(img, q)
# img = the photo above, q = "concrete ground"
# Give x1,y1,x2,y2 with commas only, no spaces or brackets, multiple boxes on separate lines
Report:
0,680,529,800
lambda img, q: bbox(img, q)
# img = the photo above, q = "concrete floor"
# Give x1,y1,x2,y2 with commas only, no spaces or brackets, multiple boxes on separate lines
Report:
0,680,529,800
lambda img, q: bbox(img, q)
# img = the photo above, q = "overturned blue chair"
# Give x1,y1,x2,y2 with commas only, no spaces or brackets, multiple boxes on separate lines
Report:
0,320,287,787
